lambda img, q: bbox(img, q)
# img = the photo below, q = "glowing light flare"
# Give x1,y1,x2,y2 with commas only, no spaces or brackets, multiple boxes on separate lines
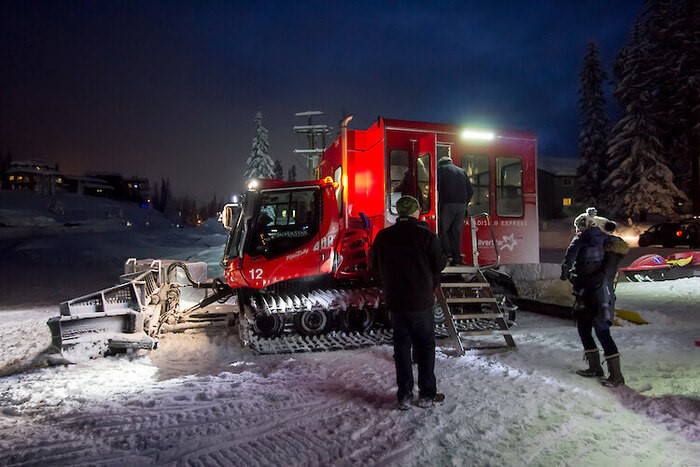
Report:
354,170,373,194
461,129,495,141
247,180,259,191
675,230,683,238
323,176,339,189
620,232,640,247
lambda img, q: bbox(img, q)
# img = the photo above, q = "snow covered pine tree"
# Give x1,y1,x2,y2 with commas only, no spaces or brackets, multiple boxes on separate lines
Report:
244,112,276,180
576,41,609,207
604,18,687,222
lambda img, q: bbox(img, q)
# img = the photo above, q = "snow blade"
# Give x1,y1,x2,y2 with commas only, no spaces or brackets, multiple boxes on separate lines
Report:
514,298,649,325
47,258,236,360
615,308,649,325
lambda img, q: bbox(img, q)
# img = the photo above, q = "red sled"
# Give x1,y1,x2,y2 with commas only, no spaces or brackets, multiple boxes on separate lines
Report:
620,251,700,282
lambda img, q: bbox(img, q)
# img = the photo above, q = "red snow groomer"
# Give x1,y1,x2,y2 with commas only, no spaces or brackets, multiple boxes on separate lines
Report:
50,117,539,356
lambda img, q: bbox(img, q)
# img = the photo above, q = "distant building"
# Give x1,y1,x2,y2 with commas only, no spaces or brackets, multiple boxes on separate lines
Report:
1,161,150,207
86,173,151,206
538,157,579,220
65,175,116,197
125,177,151,206
3,160,62,194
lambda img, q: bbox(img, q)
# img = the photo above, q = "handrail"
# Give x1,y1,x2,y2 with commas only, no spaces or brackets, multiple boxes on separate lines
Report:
469,212,500,269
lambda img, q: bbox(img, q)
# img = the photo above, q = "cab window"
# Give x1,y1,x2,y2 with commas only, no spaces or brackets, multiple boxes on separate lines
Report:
389,149,409,214
461,154,490,215
248,189,318,258
416,153,430,213
496,156,523,217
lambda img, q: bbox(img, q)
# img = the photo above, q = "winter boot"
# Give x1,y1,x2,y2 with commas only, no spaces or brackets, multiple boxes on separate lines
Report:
576,349,604,377
602,353,625,387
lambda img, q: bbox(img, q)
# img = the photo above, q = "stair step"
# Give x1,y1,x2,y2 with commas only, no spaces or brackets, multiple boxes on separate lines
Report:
435,265,516,354
445,297,497,304
441,282,490,288
452,313,503,320
442,266,478,273
458,329,512,336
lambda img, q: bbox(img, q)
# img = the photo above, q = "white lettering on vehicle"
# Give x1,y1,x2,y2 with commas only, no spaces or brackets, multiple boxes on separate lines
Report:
248,268,263,280
492,219,528,227
285,248,309,261
477,234,519,251
313,233,336,251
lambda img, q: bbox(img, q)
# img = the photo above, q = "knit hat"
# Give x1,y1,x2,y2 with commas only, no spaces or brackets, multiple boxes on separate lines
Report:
396,195,420,217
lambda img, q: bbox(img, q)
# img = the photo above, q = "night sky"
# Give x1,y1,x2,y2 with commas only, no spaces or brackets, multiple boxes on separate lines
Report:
1,1,643,202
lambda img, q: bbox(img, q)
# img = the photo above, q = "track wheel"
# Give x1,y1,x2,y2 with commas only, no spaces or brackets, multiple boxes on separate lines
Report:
293,309,331,336
341,307,374,333
252,313,285,338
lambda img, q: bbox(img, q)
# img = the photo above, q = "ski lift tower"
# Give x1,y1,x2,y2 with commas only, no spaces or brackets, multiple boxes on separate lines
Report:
293,111,331,179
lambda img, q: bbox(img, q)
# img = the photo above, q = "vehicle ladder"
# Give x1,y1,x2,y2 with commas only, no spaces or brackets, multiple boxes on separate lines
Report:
435,214,516,354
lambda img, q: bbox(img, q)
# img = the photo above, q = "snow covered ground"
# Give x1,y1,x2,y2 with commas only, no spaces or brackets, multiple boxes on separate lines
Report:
0,193,698,466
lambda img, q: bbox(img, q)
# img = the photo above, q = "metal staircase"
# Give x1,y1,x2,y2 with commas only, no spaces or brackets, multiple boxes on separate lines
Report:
435,213,516,354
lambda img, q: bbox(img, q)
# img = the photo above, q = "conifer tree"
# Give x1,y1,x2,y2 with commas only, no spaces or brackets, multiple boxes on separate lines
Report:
576,42,609,206
151,181,160,210
244,112,275,180
273,159,284,180
287,165,297,182
650,0,700,212
605,20,686,221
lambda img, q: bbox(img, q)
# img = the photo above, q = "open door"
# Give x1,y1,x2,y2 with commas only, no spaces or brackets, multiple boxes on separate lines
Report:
415,134,437,232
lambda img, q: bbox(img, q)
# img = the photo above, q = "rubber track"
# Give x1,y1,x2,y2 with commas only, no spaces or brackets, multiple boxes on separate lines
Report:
247,320,504,354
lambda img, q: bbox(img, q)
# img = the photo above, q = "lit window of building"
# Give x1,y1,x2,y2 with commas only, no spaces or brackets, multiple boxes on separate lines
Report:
562,197,572,206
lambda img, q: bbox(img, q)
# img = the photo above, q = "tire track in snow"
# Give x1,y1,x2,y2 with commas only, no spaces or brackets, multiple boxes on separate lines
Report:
1,352,420,466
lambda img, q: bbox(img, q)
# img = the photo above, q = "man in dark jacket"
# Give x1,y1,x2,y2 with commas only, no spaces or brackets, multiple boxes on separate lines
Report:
370,195,447,409
437,156,473,265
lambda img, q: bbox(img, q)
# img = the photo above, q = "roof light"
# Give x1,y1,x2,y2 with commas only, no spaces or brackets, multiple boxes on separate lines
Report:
461,129,495,141
247,179,259,191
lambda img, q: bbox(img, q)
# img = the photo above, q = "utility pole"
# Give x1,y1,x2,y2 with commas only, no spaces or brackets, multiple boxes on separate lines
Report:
293,111,331,179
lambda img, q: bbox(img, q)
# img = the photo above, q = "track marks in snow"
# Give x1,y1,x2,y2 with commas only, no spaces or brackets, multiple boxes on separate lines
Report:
0,348,420,466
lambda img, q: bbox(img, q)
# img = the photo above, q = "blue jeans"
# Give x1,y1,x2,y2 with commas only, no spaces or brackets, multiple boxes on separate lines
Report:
576,301,619,356
391,309,437,401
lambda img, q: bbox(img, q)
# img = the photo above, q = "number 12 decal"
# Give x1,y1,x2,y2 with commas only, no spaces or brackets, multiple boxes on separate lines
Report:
248,268,263,279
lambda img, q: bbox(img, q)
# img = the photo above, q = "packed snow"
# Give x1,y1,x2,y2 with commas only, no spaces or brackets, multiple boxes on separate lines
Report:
0,192,698,466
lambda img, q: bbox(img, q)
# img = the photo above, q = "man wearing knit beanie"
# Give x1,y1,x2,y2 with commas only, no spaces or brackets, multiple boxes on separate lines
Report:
371,195,446,409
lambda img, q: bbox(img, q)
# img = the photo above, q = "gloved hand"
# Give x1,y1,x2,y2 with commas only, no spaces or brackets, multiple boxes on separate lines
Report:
560,265,570,281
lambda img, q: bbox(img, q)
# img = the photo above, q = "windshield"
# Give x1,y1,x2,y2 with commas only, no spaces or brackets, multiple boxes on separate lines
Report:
246,188,319,258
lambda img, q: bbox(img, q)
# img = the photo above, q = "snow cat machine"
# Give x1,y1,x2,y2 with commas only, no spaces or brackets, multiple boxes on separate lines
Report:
48,116,539,357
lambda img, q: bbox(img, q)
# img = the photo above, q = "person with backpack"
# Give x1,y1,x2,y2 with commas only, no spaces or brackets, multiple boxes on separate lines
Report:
561,208,628,387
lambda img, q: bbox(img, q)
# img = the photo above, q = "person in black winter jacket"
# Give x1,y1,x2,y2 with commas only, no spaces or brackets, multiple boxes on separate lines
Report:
371,195,447,409
561,211,628,387
437,156,473,265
